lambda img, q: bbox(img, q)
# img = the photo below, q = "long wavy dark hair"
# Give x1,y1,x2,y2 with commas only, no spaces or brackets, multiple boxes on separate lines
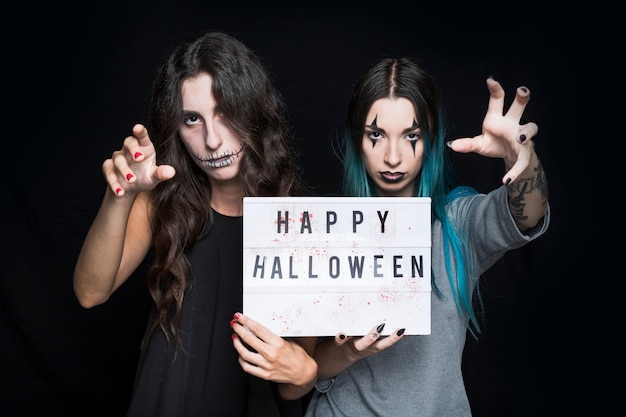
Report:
143,31,306,348
341,58,481,335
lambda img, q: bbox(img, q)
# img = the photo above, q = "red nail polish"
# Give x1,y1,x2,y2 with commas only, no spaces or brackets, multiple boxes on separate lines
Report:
115,188,122,195
229,319,236,327
134,152,143,159
231,334,237,340
233,313,241,320
126,173,134,181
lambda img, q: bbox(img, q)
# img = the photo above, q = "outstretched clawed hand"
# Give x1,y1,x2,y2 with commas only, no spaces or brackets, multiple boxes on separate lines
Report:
447,78,539,185
102,124,176,196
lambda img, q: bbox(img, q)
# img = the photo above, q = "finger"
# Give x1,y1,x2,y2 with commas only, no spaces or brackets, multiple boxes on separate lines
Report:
354,323,385,350
370,322,385,338
132,124,152,147
502,144,532,184
102,158,126,196
505,86,531,122
373,327,406,350
230,319,254,345
232,337,269,381
112,146,137,184
446,137,479,154
237,355,265,379
231,333,246,355
334,333,351,346
233,313,276,344
517,122,539,144
122,125,150,162
231,313,280,357
235,349,275,382
118,136,142,185
485,77,506,117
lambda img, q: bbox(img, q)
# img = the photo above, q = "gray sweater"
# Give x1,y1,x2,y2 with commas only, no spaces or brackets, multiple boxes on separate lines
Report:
305,186,550,417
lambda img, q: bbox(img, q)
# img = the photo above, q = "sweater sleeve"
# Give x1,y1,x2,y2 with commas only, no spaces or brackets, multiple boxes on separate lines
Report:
447,185,550,275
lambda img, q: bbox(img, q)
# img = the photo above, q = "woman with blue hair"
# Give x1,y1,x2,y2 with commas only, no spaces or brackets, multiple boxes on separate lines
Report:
305,57,550,416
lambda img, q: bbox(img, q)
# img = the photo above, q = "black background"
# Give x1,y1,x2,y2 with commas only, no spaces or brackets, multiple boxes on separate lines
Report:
3,2,583,416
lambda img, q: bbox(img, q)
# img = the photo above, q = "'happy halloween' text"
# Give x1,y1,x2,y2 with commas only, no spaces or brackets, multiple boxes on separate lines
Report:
248,210,424,281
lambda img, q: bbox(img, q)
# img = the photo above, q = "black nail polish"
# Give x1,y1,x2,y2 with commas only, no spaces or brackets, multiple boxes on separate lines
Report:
397,328,405,336
504,178,511,186
339,334,346,340
519,134,527,142
376,323,385,333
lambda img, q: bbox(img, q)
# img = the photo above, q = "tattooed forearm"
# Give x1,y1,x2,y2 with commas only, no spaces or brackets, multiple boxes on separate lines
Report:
507,160,549,224
508,180,529,222
533,160,549,203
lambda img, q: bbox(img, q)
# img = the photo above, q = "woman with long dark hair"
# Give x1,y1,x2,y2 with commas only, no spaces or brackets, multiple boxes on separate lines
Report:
74,31,317,416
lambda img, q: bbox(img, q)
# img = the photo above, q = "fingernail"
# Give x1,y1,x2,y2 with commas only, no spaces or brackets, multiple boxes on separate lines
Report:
233,312,241,320
504,178,512,186
115,188,122,195
229,319,236,327
339,334,346,340
519,134,527,143
397,328,405,336
134,152,143,159
446,141,453,148
231,334,236,340
376,323,385,333
126,173,134,181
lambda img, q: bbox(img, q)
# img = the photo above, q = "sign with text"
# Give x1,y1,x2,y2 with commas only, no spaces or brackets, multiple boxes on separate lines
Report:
243,197,431,336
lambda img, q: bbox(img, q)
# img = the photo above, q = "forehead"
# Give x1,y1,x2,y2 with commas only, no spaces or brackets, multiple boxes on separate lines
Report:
366,98,416,127
181,73,215,108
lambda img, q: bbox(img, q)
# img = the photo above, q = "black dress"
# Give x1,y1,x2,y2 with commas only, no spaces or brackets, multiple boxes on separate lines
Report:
126,210,303,417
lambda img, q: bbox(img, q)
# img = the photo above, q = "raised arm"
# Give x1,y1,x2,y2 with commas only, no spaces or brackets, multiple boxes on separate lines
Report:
73,124,176,308
447,78,549,231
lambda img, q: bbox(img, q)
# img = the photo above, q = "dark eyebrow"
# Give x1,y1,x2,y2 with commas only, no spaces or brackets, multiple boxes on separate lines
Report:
365,123,385,135
365,119,420,136
402,120,420,135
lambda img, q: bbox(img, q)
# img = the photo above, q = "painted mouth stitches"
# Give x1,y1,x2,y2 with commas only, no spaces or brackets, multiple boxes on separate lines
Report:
380,172,405,183
203,156,233,168
194,145,244,168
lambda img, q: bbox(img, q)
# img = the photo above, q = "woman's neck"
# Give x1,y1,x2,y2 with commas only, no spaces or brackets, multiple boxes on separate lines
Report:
210,180,244,216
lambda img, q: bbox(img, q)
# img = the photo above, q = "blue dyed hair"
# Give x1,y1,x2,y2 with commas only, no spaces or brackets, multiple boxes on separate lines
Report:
341,58,481,335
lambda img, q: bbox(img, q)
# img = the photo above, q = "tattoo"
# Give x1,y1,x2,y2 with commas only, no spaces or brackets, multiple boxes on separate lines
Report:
508,181,529,222
507,160,549,223
534,160,549,202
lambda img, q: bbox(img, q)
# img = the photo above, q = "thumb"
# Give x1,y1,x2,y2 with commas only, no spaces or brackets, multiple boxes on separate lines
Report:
153,164,176,183
446,137,479,154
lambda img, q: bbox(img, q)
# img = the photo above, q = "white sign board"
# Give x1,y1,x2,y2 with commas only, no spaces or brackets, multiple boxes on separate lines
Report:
243,197,431,336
